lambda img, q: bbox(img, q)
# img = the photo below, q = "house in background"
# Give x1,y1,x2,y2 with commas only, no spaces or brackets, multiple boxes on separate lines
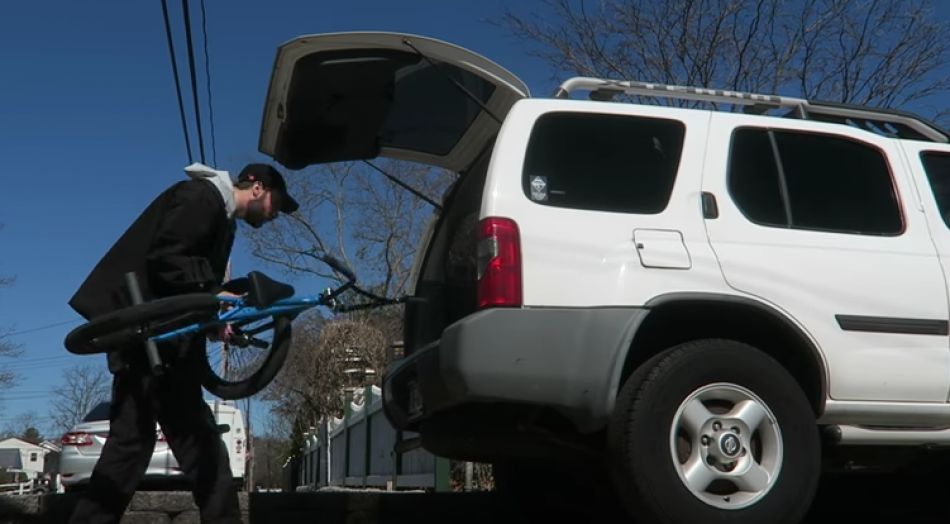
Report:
0,437,51,479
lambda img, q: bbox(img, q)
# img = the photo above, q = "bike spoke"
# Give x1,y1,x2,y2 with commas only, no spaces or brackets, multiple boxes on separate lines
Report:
207,316,277,384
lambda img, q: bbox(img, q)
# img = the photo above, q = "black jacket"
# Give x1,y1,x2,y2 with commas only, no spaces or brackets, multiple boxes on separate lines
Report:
70,178,236,320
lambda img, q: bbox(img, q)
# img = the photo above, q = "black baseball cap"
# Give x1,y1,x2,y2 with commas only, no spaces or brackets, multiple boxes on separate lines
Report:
237,163,299,213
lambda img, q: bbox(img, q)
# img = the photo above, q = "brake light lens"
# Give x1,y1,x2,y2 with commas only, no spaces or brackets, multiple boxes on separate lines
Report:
477,217,522,309
61,432,93,447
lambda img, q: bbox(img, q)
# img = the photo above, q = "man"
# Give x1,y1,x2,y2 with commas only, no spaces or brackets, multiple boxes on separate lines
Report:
67,163,298,524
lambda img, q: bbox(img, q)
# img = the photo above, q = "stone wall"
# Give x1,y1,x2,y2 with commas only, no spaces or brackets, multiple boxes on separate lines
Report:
0,491,503,524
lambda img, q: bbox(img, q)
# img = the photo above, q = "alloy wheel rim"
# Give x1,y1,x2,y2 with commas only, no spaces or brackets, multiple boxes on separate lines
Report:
669,382,783,510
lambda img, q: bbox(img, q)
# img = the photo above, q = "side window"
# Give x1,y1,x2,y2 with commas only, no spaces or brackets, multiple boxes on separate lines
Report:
921,152,950,228
729,129,786,227
522,112,685,214
728,128,902,235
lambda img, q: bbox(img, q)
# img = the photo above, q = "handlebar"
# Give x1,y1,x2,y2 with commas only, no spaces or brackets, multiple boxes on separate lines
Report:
226,255,406,315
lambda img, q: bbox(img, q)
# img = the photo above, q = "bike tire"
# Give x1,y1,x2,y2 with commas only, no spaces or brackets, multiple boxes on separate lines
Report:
64,294,220,355
200,314,292,400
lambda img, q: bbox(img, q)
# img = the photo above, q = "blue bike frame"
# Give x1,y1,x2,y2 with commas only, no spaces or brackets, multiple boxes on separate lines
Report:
150,294,327,344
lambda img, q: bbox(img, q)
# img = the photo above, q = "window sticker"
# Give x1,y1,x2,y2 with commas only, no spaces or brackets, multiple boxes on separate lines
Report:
530,175,548,201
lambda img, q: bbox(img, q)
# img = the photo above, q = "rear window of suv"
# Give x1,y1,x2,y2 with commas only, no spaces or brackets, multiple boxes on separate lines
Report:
522,112,685,214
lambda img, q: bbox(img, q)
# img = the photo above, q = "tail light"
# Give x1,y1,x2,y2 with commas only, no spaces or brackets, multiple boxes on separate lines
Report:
61,432,93,447
476,217,522,309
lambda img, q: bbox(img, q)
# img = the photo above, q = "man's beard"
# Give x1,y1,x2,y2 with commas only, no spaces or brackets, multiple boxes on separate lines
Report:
244,198,266,229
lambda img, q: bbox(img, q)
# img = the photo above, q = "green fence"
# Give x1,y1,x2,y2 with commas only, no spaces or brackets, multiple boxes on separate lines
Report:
295,386,451,492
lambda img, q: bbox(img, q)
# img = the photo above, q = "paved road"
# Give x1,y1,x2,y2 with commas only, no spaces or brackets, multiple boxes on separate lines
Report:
407,472,950,523
312,472,950,523
805,472,949,523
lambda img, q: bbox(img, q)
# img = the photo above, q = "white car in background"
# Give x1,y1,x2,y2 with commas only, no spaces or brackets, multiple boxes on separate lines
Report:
59,400,246,491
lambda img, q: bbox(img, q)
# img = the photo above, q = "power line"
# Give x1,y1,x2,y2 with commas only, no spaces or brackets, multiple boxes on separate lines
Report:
200,0,217,166
4,360,75,372
160,0,194,163
181,0,207,164
2,355,75,365
6,319,82,338
0,415,57,423
0,394,58,402
2,356,74,367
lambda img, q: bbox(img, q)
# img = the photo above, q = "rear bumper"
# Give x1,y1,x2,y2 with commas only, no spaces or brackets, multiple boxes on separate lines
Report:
59,449,183,486
383,306,647,434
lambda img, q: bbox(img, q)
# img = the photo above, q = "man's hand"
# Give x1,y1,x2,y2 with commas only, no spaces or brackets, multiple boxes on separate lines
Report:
208,323,234,343
207,290,242,342
217,290,243,301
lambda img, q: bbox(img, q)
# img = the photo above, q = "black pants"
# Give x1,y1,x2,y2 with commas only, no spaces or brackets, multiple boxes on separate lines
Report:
68,343,241,524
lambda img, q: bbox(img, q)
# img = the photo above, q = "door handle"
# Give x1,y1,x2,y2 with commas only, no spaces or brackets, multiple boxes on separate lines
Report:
702,192,719,219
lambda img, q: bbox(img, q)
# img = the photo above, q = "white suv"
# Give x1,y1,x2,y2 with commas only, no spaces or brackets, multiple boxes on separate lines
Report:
258,32,950,524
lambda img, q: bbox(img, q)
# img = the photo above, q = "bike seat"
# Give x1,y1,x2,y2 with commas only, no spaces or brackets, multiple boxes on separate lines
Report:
227,272,295,308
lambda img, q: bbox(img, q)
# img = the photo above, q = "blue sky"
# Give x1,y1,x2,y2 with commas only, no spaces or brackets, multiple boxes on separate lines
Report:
0,0,553,436
1,1,949,438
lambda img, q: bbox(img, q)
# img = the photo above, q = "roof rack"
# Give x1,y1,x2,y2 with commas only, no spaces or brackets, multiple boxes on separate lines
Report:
554,77,948,144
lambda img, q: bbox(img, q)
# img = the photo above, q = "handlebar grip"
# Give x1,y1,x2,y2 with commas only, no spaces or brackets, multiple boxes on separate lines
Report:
125,272,164,376
320,255,357,282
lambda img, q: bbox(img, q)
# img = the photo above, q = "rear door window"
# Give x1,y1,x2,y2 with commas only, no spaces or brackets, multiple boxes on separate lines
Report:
921,152,950,228
728,128,902,235
522,112,685,213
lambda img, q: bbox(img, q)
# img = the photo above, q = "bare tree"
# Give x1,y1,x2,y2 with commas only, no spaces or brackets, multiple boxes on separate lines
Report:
49,364,110,435
0,225,21,391
502,0,950,119
250,432,289,490
0,412,44,443
244,160,451,300
244,160,450,445
264,315,389,432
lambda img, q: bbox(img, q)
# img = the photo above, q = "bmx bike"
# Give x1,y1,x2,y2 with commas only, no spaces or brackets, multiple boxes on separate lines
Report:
64,256,395,399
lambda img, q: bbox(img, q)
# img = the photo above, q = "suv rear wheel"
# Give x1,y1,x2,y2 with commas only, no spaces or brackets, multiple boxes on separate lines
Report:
608,339,819,524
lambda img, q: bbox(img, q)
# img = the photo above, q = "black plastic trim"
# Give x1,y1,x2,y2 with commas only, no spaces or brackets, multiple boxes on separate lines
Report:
644,292,828,413
835,315,949,336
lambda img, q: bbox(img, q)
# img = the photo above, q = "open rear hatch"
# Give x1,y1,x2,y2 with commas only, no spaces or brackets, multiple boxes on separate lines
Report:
258,32,529,172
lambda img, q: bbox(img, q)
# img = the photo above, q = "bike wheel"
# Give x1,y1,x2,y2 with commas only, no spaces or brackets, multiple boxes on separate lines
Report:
64,294,220,355
200,314,292,400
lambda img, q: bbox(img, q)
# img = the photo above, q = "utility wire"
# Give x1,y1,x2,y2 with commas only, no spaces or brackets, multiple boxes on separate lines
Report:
181,0,206,164
4,359,74,371
0,393,58,401
160,0,194,163
5,319,82,338
200,0,217,166
4,355,73,364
